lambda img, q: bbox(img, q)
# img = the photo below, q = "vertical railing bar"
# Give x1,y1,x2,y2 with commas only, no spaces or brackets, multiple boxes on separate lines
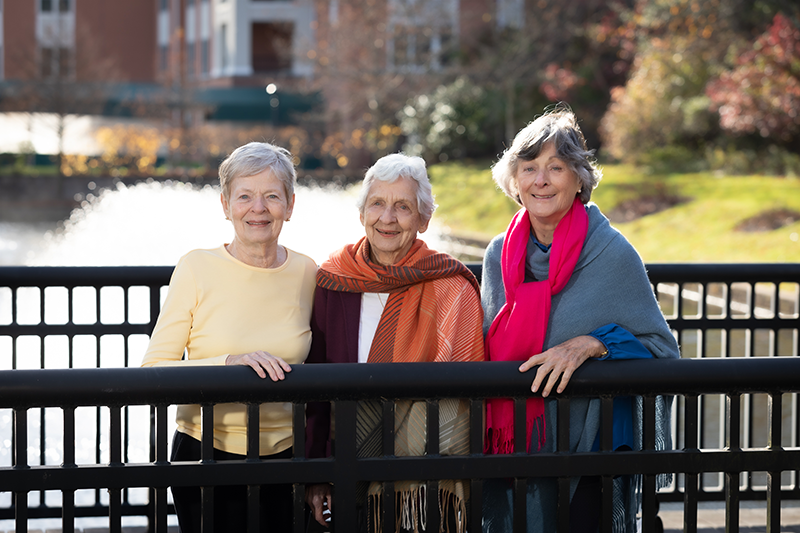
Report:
201,485,215,533
426,400,440,533
557,398,570,453
68,332,74,369
383,480,396,533
641,396,657,533
63,405,76,467
14,491,28,533
557,476,570,533
13,404,29,533
156,404,168,463
109,487,122,533
200,399,216,532
469,398,484,532
426,398,439,456
201,403,215,463
726,393,741,533
110,405,122,465
600,475,613,533
380,481,396,533
684,394,699,533
292,401,306,459
291,403,306,533
382,400,395,457
767,392,782,533
292,483,306,533
334,400,358,532
155,486,169,533
513,477,527,533
469,398,482,454
600,397,613,452
246,484,260,533
556,398,570,533
62,489,75,533
514,397,526,454
427,478,440,533
14,406,28,468
470,478,483,533
246,402,260,530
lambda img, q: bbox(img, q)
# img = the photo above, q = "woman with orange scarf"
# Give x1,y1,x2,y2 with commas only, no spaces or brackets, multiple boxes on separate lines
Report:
305,153,484,533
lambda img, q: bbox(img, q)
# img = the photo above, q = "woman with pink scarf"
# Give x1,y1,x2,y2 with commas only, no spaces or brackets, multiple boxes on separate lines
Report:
481,106,679,533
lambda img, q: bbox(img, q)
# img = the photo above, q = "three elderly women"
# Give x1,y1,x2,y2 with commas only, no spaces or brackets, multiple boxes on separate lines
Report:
145,105,678,533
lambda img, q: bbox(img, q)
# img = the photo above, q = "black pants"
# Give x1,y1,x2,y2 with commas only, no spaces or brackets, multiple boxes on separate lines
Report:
170,430,293,533
569,475,601,533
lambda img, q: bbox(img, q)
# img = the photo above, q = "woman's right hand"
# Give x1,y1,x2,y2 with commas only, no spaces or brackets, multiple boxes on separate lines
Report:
225,351,292,381
306,483,333,527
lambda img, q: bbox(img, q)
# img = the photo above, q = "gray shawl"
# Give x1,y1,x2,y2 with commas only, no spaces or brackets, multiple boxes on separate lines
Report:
481,203,679,533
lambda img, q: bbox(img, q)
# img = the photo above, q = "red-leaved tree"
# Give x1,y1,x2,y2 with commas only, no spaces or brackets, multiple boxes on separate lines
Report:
706,13,800,144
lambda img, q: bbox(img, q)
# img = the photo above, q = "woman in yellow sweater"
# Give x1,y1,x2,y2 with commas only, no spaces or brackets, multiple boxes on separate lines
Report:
141,141,317,532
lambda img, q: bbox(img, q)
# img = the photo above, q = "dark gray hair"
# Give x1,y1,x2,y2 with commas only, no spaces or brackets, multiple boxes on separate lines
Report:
356,153,437,224
219,142,297,200
492,106,602,206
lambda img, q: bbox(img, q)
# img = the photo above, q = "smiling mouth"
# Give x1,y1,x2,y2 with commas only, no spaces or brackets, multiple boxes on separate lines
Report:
376,228,400,236
533,194,555,199
247,220,271,226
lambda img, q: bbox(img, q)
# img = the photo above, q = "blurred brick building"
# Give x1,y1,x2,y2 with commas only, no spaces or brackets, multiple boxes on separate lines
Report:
0,0,516,163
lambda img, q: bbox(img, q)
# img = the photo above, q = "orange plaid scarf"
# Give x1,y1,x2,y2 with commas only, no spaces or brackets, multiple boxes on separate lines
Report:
317,237,482,363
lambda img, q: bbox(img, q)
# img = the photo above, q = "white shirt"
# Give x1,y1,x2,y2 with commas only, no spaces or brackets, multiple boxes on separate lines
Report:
358,292,389,363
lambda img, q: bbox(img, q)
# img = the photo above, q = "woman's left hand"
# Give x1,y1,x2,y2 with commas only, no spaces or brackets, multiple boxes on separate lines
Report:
518,335,606,397
226,351,292,381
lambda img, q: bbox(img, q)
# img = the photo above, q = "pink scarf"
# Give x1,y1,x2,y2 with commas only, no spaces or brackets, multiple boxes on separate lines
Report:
485,198,588,454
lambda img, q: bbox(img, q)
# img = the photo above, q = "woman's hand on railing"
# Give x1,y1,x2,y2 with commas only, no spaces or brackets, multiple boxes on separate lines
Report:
306,483,333,527
519,335,607,397
225,351,292,381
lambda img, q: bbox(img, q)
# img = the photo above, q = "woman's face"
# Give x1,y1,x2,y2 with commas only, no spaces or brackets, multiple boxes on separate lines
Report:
514,142,581,242
360,176,429,266
220,168,294,250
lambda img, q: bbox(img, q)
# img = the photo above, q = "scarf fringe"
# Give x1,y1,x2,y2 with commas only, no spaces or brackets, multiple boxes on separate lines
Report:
368,482,467,533
485,412,546,454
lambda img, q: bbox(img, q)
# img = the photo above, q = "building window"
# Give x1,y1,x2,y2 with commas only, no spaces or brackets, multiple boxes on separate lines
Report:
40,46,71,78
391,24,452,71
187,43,195,77
58,0,69,12
41,0,52,12
201,39,209,75
159,44,168,72
251,22,293,73
220,23,228,70
160,0,168,11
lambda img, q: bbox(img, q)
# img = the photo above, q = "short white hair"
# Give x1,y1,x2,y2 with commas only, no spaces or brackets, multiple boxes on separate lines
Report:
356,153,437,223
218,142,296,200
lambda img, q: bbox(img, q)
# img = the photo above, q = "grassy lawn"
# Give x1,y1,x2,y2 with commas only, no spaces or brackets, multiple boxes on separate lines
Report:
428,160,800,263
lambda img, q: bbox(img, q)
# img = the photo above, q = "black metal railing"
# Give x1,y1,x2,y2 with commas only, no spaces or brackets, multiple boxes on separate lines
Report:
0,359,799,533
0,263,798,533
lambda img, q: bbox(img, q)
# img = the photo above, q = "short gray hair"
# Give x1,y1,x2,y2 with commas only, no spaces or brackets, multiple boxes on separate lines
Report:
492,106,602,206
356,153,437,224
219,142,297,200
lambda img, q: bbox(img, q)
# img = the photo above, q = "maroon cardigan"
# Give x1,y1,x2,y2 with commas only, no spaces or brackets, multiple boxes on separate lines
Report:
304,286,362,458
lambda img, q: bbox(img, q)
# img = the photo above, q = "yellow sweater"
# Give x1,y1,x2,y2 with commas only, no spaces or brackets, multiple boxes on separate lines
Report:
141,245,317,455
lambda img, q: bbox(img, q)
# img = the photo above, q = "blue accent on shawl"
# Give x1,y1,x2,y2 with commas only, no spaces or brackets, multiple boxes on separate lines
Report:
589,323,653,451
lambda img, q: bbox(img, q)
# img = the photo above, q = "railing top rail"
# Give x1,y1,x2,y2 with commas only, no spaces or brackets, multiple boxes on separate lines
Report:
645,263,800,283
1,358,799,409
2,263,799,287
0,265,176,286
